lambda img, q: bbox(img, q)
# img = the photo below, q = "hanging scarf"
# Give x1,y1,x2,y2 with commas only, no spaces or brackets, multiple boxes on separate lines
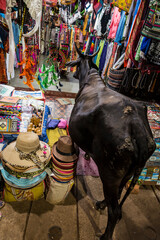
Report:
124,0,145,67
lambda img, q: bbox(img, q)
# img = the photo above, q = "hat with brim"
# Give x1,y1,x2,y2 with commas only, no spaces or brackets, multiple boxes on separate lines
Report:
2,132,51,171
52,136,78,163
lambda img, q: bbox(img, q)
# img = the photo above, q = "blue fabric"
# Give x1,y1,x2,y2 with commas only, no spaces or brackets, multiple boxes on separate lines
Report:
0,164,46,189
115,11,126,45
93,39,100,64
39,105,51,143
0,13,5,18
47,118,60,129
140,37,151,55
99,42,108,72
12,21,20,62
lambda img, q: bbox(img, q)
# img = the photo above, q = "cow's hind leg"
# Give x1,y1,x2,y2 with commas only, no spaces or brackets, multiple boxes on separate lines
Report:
100,199,121,240
95,199,107,211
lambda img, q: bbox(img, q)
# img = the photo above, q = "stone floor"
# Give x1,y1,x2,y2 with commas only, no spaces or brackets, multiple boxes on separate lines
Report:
8,57,79,94
0,176,160,240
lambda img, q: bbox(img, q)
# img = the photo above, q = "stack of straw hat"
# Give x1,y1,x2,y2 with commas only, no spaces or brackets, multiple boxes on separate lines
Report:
1,132,51,201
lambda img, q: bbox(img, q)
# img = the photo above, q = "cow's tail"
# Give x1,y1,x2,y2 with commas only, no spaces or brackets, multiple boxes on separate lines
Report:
119,168,142,207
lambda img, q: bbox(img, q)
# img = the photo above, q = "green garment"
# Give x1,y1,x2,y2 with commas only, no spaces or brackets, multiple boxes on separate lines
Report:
96,40,105,68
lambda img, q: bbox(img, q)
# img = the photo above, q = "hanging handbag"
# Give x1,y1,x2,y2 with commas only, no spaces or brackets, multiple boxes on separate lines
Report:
107,53,125,92
141,1,160,41
119,68,142,97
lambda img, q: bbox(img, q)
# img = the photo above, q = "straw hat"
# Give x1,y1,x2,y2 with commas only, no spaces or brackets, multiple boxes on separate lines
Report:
52,136,78,163
2,132,51,170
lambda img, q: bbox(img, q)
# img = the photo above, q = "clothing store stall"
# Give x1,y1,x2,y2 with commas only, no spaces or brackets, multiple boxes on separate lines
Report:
0,0,160,205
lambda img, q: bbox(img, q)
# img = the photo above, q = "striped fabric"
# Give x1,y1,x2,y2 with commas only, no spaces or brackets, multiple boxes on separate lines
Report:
107,68,125,91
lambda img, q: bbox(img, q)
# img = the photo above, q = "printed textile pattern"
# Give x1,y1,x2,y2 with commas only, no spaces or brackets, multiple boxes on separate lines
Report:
112,0,133,13
147,40,160,65
124,0,145,67
107,7,121,40
141,0,160,41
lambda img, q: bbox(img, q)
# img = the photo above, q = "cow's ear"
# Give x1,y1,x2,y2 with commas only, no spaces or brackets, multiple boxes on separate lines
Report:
66,59,80,67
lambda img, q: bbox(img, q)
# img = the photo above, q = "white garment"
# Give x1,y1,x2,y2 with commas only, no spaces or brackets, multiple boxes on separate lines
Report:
6,53,15,81
101,42,114,79
6,0,16,74
94,7,106,36
23,0,42,39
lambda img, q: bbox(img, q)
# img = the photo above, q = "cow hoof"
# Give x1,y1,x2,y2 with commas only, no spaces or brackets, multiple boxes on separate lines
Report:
95,201,106,211
95,233,105,240
95,233,104,240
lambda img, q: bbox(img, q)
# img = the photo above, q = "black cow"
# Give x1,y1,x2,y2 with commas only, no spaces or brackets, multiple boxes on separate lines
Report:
66,44,156,240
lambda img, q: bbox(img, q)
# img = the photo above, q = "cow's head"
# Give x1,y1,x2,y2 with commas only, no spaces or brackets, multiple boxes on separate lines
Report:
66,43,100,80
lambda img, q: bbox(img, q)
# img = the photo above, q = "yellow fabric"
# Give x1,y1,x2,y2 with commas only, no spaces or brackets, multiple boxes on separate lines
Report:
112,0,133,13
4,181,45,202
83,13,89,36
46,128,67,148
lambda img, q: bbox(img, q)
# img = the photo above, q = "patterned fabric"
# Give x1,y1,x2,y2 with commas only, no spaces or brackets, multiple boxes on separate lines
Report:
4,181,44,202
107,68,125,91
112,0,133,13
141,0,160,41
147,40,160,65
108,7,121,40
1,164,47,189
124,0,145,67
107,42,118,77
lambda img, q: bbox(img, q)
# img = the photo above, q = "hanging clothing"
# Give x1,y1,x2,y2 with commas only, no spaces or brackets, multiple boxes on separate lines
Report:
94,6,106,36
107,42,118,77
135,36,144,62
101,5,111,35
101,42,114,79
12,21,20,62
108,7,121,40
140,37,151,56
96,40,105,68
93,38,100,64
114,10,126,45
124,0,145,67
123,0,135,41
99,41,108,73
83,13,89,36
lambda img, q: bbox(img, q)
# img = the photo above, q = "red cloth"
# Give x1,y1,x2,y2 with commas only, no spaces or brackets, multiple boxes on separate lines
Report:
0,0,6,13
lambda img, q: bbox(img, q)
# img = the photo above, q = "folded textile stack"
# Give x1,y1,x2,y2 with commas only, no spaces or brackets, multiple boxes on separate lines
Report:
1,132,51,201
46,136,78,204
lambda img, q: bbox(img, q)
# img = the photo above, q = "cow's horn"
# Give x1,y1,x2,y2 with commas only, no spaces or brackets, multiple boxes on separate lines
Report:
90,47,101,58
74,42,83,57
